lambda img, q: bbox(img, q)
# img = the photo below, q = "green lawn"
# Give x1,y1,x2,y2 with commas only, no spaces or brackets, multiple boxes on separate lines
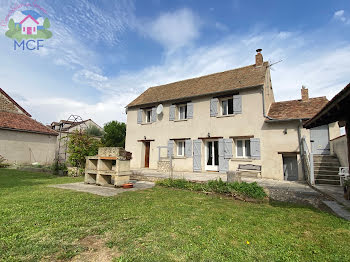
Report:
0,169,350,261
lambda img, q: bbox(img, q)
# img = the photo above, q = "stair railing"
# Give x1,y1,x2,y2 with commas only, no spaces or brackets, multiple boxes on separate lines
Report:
301,136,315,185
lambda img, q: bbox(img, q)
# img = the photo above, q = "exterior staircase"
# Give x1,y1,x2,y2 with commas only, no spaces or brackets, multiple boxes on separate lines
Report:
314,155,341,185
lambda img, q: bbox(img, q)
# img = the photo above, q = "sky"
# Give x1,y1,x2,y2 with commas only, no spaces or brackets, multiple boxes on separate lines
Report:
0,0,350,127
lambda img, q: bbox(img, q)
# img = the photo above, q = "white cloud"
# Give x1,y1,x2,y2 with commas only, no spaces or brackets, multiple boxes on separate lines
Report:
141,8,201,50
215,22,229,32
10,11,25,23
333,9,350,24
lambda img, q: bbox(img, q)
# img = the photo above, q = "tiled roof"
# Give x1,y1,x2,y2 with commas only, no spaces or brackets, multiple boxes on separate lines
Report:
0,111,58,136
267,97,329,120
0,88,31,116
127,62,269,108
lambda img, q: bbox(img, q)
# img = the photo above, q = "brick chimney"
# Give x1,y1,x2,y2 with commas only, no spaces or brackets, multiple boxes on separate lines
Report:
301,85,309,101
255,49,263,67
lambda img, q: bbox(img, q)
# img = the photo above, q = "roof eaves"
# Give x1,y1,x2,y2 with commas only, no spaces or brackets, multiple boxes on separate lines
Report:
0,126,58,136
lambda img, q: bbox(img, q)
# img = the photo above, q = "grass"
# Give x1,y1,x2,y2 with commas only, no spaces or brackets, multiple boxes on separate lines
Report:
0,169,350,261
156,178,267,199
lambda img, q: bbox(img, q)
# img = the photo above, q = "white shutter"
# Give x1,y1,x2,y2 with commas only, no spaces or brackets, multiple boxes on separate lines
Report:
167,140,174,158
187,102,193,119
210,98,218,117
250,138,261,159
151,107,157,122
137,109,143,124
169,105,175,121
193,140,201,172
224,139,233,159
185,139,192,157
233,95,242,114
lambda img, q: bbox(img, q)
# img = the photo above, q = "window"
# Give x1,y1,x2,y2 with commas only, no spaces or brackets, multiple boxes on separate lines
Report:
236,139,251,158
178,104,187,120
221,98,233,115
23,27,25,32
177,140,185,156
145,109,152,123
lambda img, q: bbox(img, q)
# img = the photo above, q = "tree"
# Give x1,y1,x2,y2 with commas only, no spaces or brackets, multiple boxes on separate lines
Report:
101,121,126,147
43,18,50,29
86,125,104,137
67,130,101,168
8,19,15,31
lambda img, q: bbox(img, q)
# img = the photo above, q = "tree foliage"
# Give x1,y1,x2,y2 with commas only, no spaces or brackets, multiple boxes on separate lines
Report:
43,18,50,29
8,19,15,31
67,130,101,168
101,121,126,147
86,125,104,137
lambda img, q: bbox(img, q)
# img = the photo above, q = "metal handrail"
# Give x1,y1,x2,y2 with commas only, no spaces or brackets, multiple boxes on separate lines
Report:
301,136,314,185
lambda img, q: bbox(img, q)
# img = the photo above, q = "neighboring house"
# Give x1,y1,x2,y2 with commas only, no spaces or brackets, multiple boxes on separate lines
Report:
0,88,58,164
20,15,39,35
50,119,103,163
125,50,340,181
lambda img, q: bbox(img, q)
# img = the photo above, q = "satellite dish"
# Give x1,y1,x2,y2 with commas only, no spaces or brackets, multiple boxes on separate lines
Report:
156,104,163,115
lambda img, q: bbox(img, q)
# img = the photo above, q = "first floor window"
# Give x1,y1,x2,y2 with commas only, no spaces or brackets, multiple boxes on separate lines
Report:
177,140,185,156
178,104,187,120
236,139,251,158
145,109,152,123
221,98,233,115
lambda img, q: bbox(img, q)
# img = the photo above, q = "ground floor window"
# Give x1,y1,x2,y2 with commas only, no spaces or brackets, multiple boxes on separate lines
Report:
176,140,185,156
236,139,251,158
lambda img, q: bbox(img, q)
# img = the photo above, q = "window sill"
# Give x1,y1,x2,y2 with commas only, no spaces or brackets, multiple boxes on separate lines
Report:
231,158,252,162
173,156,186,159
141,122,152,125
174,119,188,122
216,114,235,118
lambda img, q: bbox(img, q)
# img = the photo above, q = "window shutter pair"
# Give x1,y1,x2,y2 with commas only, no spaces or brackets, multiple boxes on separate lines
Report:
137,107,157,124
169,103,194,120
250,138,261,159
210,95,242,117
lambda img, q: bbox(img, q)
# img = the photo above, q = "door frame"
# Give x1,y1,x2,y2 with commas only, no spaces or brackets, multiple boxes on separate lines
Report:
144,141,150,168
205,139,219,171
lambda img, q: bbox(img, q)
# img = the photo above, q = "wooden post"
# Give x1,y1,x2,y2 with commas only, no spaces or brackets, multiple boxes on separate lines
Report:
346,120,350,167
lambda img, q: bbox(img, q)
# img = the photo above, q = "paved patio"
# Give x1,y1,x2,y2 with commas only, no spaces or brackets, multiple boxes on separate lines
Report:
315,184,350,209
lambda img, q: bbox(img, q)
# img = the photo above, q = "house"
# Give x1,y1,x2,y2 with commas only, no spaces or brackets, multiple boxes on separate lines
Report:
50,118,103,163
20,15,39,35
125,50,340,181
0,88,58,164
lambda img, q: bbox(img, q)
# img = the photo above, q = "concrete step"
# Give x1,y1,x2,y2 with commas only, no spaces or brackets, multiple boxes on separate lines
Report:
314,158,340,163
314,170,339,176
314,166,339,171
315,179,341,185
315,174,341,180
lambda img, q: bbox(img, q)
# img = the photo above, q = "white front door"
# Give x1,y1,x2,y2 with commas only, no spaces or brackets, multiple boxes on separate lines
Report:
205,140,219,171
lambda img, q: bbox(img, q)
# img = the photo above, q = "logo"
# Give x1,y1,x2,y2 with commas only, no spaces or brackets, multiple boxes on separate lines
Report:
2,2,52,50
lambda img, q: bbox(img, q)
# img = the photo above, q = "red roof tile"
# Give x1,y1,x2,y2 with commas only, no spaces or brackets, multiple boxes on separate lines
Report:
0,111,58,136
267,97,329,120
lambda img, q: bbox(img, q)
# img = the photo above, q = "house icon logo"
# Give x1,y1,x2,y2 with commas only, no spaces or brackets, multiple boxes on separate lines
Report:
4,9,52,50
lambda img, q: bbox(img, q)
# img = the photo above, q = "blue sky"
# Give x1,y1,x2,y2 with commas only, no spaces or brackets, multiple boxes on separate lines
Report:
1,0,350,126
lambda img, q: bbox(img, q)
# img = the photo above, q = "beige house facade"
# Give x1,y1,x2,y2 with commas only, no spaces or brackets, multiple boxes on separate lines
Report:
125,51,340,181
0,88,58,165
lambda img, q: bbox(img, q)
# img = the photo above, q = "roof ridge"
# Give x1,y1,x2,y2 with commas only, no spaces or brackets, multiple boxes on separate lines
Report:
273,96,328,104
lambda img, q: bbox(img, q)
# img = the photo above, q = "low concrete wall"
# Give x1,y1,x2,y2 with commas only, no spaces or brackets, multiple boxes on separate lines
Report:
331,135,349,167
0,129,57,165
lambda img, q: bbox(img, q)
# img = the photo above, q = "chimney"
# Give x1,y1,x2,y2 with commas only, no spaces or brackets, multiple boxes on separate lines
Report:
301,85,309,101
255,49,263,67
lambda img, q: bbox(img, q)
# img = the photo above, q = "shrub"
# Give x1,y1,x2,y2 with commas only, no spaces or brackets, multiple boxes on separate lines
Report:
156,178,267,199
51,162,67,175
0,155,9,168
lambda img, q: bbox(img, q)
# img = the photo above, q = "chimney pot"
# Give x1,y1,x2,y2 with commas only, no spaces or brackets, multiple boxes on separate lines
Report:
301,86,309,101
255,49,263,67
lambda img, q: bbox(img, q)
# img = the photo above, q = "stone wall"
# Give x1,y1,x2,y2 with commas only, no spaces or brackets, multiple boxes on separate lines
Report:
0,93,23,114
158,160,171,172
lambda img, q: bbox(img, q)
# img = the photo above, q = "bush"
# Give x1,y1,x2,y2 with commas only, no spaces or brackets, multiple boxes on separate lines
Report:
0,155,9,168
51,162,67,175
156,178,267,199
